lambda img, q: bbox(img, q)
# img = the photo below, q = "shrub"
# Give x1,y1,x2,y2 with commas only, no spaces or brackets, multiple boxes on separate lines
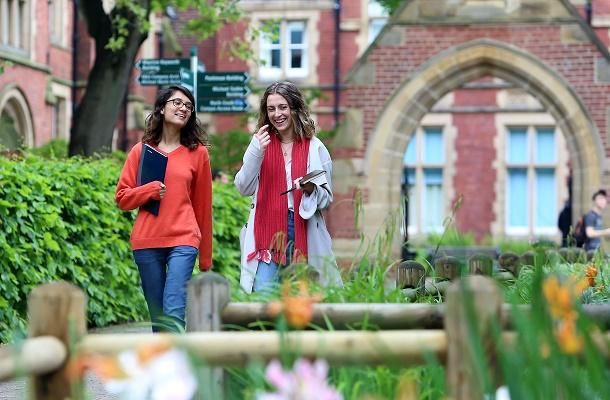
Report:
211,182,250,281
0,153,249,342
0,153,145,342
29,139,69,159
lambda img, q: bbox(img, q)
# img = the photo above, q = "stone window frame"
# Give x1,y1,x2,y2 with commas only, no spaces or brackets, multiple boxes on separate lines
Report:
50,81,71,141
48,0,67,47
0,0,31,55
258,19,308,81
0,85,35,148
493,113,570,239
404,113,457,236
366,0,388,45
248,9,321,85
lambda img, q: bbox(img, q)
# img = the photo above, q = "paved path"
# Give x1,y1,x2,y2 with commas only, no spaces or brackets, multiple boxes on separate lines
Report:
0,323,151,400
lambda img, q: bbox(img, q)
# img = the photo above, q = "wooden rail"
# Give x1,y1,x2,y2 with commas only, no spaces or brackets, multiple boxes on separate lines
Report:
0,336,66,381
220,302,610,330
6,268,610,400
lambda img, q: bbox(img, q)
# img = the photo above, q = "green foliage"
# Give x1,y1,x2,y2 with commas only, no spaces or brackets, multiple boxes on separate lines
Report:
425,228,476,247
211,182,250,279
0,153,249,342
0,60,11,74
491,238,534,255
0,153,147,342
29,139,69,159
208,130,252,175
376,0,404,14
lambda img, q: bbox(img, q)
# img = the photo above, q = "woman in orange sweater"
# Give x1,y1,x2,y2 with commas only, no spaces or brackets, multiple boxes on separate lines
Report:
115,85,212,332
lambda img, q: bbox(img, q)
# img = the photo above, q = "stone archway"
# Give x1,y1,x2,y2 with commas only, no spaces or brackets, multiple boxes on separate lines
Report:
0,85,35,149
362,39,603,242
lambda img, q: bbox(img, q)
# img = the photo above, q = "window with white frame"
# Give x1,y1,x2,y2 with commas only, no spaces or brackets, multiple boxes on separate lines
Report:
259,20,308,80
505,126,558,235
368,0,388,44
403,127,445,234
48,0,64,46
51,97,67,140
0,0,28,51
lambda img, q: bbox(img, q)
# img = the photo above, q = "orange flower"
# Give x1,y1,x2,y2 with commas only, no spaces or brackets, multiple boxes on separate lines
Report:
543,277,576,321
66,353,126,382
586,265,598,287
267,280,322,329
543,276,587,321
136,339,172,365
556,319,583,355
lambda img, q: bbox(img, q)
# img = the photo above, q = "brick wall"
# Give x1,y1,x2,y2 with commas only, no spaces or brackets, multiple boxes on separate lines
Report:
452,88,497,240
347,25,610,158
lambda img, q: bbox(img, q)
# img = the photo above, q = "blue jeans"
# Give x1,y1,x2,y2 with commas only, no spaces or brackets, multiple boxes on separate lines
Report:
133,245,197,332
253,210,295,293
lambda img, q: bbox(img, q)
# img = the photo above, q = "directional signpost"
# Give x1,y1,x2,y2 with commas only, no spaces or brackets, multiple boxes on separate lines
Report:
197,72,250,113
136,58,190,86
136,58,250,113
198,98,249,113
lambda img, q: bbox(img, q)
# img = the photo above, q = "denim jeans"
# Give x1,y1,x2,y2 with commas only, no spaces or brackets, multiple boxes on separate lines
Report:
253,210,295,293
133,245,198,332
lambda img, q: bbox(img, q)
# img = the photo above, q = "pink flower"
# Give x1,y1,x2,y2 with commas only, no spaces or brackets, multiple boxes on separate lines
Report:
257,358,343,400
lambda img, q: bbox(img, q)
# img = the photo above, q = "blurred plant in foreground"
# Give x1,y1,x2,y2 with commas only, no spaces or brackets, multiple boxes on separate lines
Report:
267,281,322,329
68,339,196,400
257,358,342,400
542,275,588,354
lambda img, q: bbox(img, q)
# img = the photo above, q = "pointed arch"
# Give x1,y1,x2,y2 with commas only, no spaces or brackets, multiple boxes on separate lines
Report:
363,39,602,239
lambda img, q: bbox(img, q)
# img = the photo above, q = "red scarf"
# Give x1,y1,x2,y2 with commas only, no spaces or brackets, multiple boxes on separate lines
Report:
249,134,310,265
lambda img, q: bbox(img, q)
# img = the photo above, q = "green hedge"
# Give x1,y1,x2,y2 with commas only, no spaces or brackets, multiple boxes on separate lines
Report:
0,153,249,342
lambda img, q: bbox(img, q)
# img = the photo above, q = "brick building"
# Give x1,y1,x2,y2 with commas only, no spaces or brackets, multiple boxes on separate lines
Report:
3,0,610,258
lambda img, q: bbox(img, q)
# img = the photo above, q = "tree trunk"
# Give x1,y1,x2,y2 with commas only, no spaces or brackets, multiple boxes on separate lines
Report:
69,2,149,156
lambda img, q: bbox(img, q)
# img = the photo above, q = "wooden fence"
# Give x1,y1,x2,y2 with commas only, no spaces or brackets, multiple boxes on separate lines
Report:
2,248,608,400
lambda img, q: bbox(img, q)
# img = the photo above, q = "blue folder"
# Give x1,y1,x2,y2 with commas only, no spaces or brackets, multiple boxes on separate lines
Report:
137,143,168,216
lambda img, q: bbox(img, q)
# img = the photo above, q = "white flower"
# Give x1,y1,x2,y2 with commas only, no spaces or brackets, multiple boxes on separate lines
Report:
104,348,197,400
495,386,511,400
102,0,116,15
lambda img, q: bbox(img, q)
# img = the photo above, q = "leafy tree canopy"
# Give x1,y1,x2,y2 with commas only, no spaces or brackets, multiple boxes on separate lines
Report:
375,0,404,14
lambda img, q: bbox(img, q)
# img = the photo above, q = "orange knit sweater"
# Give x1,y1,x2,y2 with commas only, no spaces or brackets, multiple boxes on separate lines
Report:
115,143,213,270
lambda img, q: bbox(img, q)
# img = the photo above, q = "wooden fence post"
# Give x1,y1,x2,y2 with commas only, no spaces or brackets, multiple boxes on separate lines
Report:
27,281,86,400
435,256,463,281
498,252,521,278
445,276,502,400
186,272,230,399
520,250,536,268
396,261,426,291
468,254,493,276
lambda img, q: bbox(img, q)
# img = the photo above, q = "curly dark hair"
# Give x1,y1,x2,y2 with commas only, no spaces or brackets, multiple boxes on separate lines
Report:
142,85,208,149
257,81,316,141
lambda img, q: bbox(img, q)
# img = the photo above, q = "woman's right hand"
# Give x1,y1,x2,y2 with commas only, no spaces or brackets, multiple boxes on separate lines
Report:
152,181,166,200
254,124,271,152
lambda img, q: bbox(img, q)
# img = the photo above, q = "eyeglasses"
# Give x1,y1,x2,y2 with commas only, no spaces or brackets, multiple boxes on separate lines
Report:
166,98,194,113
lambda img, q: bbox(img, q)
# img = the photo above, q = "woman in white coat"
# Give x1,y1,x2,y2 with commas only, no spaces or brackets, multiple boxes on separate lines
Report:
235,81,343,293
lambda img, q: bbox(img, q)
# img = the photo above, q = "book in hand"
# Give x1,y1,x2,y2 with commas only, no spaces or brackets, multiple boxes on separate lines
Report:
280,169,326,196
137,143,168,216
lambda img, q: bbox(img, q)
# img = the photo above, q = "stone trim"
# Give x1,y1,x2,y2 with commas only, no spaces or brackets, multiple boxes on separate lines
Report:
361,39,602,247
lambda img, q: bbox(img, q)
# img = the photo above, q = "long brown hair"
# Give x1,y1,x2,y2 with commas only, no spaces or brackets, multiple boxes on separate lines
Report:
257,81,316,141
142,85,208,149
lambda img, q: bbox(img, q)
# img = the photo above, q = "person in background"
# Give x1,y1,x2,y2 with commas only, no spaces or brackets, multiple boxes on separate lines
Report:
234,81,343,293
212,168,229,184
557,199,572,247
584,189,610,251
115,85,212,332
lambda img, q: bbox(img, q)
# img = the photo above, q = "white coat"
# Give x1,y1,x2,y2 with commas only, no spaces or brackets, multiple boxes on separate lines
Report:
234,136,344,293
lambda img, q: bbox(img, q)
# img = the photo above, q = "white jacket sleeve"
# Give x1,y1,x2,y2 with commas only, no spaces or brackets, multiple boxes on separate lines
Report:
234,137,265,197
